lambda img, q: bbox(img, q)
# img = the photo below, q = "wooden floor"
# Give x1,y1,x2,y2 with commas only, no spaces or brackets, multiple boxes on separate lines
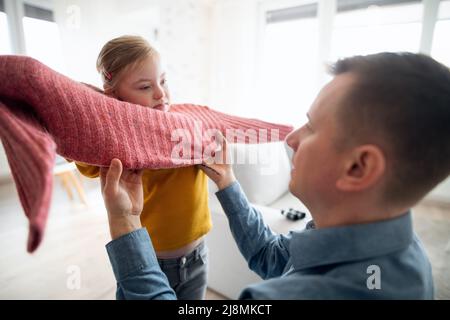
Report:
0,174,227,300
0,173,448,299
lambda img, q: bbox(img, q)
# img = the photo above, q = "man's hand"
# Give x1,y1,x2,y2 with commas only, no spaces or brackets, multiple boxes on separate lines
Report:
100,158,144,240
198,137,236,190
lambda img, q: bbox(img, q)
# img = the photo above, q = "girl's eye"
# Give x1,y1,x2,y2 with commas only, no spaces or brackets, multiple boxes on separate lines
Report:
161,79,168,86
140,86,152,90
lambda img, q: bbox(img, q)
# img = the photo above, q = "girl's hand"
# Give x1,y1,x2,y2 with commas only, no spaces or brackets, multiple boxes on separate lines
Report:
100,158,144,240
198,137,236,190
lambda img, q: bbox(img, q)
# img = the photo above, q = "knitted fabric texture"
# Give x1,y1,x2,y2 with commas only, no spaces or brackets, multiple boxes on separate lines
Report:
0,55,293,253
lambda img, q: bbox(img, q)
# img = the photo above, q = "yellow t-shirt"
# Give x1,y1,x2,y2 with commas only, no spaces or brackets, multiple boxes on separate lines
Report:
75,162,212,251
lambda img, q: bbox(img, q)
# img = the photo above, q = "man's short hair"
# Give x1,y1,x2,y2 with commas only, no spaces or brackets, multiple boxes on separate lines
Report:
330,52,450,206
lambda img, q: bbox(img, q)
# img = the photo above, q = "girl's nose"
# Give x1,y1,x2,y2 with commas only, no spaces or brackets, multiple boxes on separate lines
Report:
153,85,164,100
286,128,300,151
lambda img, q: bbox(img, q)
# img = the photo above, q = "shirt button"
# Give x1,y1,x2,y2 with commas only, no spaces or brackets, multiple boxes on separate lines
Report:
181,257,187,266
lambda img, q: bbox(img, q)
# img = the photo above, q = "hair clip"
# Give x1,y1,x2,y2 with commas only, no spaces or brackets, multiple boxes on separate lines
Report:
104,70,112,81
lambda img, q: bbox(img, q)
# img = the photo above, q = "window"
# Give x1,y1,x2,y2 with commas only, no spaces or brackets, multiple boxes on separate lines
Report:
0,0,12,54
431,0,450,67
330,0,423,61
22,3,65,72
258,3,320,125
256,0,427,126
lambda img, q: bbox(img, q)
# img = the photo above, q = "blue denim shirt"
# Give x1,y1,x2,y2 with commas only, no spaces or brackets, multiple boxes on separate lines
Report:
106,181,434,299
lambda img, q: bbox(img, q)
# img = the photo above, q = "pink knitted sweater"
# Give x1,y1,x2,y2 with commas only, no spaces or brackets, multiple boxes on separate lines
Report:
0,55,293,252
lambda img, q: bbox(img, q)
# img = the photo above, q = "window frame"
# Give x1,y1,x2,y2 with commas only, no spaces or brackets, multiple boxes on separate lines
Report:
2,0,55,54
257,0,442,88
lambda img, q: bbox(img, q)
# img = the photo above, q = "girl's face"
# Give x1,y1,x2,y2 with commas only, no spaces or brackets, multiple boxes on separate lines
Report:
112,54,171,112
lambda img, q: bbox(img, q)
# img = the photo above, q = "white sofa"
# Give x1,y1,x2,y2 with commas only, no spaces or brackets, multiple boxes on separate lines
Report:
206,142,311,299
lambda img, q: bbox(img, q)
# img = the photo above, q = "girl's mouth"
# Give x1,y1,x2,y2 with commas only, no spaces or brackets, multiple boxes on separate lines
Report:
152,103,170,112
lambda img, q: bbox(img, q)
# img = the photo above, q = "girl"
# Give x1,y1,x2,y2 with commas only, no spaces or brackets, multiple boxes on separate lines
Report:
76,35,210,300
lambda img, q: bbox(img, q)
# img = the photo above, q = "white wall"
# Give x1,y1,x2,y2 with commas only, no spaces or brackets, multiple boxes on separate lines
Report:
208,0,259,116
53,0,213,104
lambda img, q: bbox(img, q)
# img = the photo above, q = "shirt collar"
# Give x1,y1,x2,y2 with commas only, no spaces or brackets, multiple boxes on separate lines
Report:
290,211,413,270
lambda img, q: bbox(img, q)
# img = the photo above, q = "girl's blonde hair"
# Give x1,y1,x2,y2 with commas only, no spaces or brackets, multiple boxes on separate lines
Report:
96,35,158,92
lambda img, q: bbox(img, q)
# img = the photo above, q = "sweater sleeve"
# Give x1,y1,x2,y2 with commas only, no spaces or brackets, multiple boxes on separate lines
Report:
0,55,294,253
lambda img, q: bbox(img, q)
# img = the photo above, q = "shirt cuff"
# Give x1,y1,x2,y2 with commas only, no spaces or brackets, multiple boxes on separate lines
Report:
106,228,157,281
215,181,251,217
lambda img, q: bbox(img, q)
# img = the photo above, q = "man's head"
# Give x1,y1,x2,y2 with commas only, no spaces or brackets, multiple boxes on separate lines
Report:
287,52,450,223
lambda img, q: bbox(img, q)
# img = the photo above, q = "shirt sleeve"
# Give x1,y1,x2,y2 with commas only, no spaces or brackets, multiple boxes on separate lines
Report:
106,228,176,300
215,181,292,280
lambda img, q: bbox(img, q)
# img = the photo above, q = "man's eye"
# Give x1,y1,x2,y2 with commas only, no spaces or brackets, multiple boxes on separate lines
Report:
140,86,151,90
161,79,168,86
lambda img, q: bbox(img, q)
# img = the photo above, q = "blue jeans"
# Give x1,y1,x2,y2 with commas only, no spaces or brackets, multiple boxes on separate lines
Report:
158,241,208,300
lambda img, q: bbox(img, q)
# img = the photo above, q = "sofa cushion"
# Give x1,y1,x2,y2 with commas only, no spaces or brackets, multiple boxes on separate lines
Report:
206,194,308,299
225,142,291,206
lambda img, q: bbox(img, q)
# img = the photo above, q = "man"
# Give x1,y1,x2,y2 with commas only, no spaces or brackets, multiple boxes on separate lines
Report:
101,52,450,299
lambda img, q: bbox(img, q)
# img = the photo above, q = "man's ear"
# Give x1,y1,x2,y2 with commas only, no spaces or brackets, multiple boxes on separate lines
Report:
336,145,386,192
